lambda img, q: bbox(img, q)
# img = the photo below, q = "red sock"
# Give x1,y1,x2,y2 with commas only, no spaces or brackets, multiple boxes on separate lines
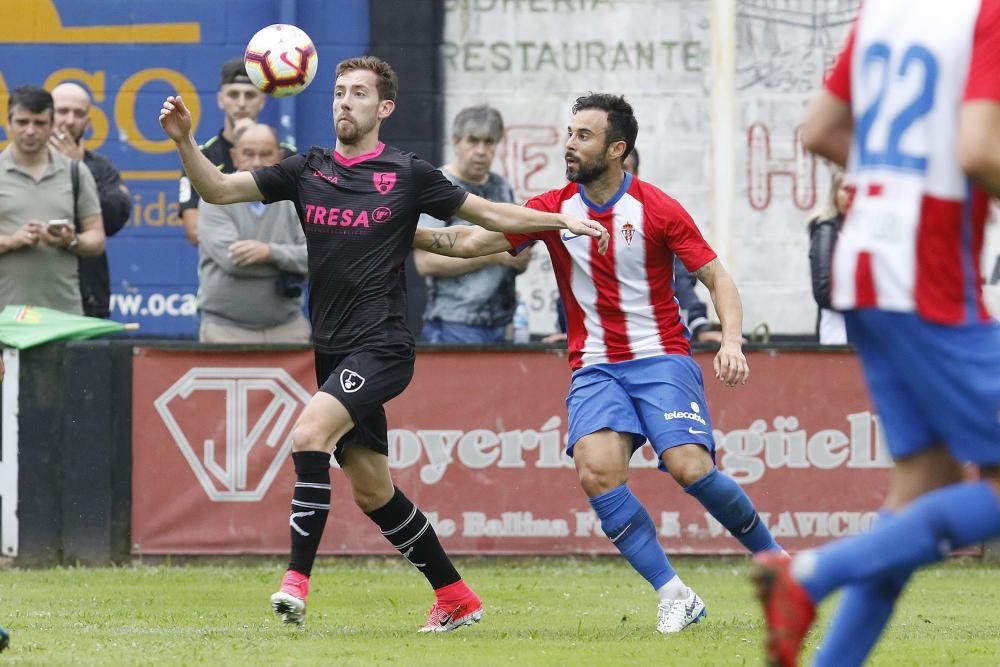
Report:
434,579,473,604
281,569,310,599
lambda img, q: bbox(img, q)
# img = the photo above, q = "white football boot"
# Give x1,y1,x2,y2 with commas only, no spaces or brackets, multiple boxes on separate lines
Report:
656,589,707,634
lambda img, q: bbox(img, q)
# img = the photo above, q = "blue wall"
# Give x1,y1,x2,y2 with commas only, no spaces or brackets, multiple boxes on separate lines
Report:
0,0,368,336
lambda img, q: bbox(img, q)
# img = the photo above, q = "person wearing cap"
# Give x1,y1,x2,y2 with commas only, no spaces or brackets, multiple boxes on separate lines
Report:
177,58,294,245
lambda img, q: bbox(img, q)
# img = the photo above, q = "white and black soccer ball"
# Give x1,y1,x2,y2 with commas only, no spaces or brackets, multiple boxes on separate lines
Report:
244,24,318,97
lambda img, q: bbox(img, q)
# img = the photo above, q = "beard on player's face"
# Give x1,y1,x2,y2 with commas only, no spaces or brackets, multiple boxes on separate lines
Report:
335,113,377,145
566,152,609,184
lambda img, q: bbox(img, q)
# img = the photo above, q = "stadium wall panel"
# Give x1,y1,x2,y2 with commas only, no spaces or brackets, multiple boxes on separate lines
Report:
0,0,370,338
6,341,991,562
60,342,133,565
9,342,133,566
126,344,964,557
14,345,67,566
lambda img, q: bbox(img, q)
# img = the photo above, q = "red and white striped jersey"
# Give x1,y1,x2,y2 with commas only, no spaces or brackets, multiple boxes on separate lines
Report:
505,173,716,371
824,0,1000,324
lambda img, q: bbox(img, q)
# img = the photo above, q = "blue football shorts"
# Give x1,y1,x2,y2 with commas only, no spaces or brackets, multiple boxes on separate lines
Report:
565,354,715,472
844,309,1000,465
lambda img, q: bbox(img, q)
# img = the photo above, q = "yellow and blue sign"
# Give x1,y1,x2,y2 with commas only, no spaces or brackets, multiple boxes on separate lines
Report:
0,0,367,335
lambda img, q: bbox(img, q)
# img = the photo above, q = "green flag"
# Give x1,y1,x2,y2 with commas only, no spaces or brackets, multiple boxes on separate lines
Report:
0,305,130,349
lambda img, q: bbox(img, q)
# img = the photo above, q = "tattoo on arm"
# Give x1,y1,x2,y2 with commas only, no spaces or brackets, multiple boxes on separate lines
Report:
430,232,459,250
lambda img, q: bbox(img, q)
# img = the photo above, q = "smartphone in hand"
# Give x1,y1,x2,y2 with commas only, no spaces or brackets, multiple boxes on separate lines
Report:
46,219,72,232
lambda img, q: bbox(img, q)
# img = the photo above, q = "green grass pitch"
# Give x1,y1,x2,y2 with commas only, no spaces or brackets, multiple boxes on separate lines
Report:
2,556,999,666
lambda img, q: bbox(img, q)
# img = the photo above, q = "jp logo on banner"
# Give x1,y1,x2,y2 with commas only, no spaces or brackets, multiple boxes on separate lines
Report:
154,368,312,501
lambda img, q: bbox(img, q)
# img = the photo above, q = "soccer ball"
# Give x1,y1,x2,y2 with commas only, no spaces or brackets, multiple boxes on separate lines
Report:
244,24,318,97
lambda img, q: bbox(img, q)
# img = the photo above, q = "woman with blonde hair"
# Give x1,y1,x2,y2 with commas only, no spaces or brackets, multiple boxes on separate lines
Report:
807,167,852,344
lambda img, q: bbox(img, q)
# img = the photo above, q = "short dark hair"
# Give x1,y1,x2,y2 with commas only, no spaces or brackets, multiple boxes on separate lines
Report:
8,86,54,120
571,93,638,160
335,56,398,102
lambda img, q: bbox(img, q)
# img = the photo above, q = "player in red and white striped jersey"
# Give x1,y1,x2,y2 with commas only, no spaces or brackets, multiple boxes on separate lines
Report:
415,93,784,634
754,2,1000,665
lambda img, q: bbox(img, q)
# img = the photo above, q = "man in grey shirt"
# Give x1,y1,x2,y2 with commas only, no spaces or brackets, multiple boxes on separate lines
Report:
198,122,309,343
0,86,105,314
414,105,531,344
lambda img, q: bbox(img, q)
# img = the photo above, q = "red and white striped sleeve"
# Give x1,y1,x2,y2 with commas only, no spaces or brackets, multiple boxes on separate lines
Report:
965,0,1000,102
824,21,857,103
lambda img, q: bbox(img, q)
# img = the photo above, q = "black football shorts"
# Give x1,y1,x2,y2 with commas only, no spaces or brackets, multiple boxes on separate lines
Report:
314,344,415,463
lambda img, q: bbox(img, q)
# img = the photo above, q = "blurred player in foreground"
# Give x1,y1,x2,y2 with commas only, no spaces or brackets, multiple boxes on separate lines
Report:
753,3,1000,665
160,55,606,632
415,93,782,634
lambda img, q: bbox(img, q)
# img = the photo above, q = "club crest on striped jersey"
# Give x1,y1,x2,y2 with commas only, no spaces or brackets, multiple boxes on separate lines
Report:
373,171,397,194
622,221,635,246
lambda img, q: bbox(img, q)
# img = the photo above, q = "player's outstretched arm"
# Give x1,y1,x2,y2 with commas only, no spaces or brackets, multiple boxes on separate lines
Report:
413,225,514,259
159,96,264,205
693,258,749,387
958,101,1000,196
455,194,609,253
802,89,853,168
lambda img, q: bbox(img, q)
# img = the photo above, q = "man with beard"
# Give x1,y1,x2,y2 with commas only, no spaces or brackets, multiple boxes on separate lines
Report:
158,56,607,632
413,93,783,634
49,82,131,318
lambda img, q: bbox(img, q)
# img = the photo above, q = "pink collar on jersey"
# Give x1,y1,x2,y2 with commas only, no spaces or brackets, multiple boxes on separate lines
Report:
333,142,386,166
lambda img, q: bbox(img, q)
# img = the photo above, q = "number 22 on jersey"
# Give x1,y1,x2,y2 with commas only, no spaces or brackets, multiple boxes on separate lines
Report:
854,41,939,173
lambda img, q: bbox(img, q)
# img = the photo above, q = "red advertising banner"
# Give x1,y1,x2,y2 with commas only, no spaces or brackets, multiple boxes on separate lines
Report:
132,347,893,555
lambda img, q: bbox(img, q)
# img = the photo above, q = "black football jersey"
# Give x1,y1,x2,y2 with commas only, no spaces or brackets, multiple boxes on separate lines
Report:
252,143,468,353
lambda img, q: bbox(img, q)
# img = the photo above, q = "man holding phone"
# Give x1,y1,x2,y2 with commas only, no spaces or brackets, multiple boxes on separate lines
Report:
0,86,104,314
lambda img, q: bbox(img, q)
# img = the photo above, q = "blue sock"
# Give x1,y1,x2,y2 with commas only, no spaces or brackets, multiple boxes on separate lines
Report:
802,481,1000,603
811,512,912,667
683,468,779,553
590,484,675,590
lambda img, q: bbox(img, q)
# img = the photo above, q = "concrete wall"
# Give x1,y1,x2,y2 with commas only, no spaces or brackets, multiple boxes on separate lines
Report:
439,0,860,336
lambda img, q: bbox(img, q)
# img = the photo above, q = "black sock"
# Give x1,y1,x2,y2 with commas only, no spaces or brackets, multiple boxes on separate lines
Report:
366,487,460,589
287,451,331,577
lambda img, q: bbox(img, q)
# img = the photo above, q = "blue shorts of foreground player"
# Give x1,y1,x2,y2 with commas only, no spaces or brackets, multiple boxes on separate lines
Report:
565,355,715,472
845,309,1000,465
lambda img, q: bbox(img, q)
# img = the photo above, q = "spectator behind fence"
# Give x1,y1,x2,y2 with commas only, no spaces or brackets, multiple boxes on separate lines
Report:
197,122,309,343
0,86,104,314
178,58,294,245
807,167,850,344
50,82,131,318
413,105,531,344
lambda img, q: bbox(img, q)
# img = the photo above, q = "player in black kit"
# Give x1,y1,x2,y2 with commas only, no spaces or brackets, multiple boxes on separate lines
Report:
159,56,607,633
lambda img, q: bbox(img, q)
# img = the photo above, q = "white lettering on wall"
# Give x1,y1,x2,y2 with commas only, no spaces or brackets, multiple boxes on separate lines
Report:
386,411,892,485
